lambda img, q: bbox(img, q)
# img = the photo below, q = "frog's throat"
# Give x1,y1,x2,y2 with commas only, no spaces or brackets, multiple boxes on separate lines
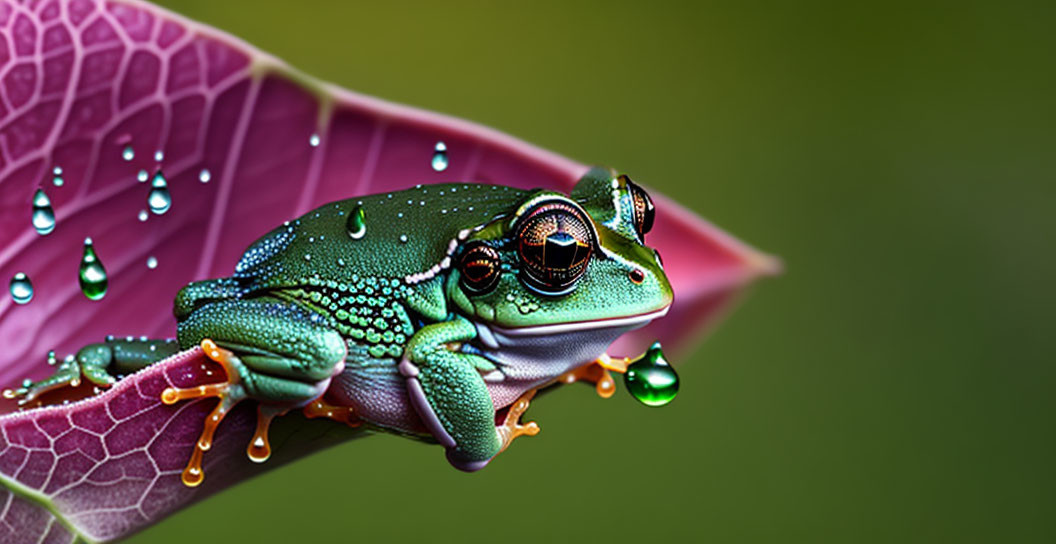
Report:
483,305,670,339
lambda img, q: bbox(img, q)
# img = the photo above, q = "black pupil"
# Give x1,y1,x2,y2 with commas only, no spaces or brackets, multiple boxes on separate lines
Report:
517,204,593,291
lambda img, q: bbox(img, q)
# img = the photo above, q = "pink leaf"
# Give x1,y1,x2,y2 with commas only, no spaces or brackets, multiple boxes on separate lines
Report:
0,0,776,541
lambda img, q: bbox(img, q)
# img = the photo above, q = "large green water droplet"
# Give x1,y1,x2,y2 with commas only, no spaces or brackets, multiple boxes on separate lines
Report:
31,188,55,235
623,342,679,406
79,238,108,300
148,170,171,215
9,272,33,304
431,141,448,172
346,205,366,239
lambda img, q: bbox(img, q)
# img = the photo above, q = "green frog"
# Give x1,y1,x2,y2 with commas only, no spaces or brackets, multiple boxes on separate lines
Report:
9,167,673,486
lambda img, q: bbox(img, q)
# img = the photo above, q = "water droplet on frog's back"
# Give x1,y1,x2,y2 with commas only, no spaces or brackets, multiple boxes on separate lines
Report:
79,238,108,301
431,141,448,172
31,188,55,235
346,205,366,239
9,273,33,304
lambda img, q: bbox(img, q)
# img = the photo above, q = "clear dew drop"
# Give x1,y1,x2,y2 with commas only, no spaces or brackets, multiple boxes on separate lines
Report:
121,145,134,161
31,188,55,235
148,170,171,215
78,238,108,301
146,256,158,269
137,169,149,183
309,133,321,147
138,209,148,222
198,169,211,183
154,150,164,162
52,166,62,175
431,141,448,172
9,272,33,304
51,166,64,186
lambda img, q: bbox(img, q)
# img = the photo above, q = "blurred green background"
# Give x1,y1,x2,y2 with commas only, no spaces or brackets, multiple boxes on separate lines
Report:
135,1,1054,542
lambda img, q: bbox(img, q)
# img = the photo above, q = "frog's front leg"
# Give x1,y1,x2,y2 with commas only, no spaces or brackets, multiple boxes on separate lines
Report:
165,298,347,486
400,315,538,471
5,337,179,404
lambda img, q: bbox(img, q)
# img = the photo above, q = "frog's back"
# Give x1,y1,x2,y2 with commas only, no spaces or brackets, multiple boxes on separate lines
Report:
232,183,529,293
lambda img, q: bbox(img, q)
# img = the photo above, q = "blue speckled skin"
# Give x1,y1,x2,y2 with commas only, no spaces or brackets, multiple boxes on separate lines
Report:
18,168,673,471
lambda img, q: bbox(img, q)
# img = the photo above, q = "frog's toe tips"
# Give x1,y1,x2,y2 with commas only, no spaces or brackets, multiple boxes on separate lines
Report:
247,435,271,463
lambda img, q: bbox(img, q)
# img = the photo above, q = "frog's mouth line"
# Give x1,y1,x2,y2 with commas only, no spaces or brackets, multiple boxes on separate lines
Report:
484,305,670,338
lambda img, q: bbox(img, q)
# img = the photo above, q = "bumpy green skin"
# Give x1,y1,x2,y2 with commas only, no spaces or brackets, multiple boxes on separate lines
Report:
22,168,673,470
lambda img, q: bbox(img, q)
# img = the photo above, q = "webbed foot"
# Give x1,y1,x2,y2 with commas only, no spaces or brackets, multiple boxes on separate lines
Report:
302,395,362,428
497,389,540,453
161,339,250,487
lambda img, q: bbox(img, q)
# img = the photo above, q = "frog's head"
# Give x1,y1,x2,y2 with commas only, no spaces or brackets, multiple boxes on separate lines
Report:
446,168,672,375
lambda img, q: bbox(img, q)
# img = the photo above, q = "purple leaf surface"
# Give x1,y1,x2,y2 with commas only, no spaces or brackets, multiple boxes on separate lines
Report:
0,0,777,541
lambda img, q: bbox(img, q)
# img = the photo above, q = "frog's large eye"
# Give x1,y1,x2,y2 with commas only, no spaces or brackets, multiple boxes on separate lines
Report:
515,201,594,295
458,242,501,294
622,175,655,241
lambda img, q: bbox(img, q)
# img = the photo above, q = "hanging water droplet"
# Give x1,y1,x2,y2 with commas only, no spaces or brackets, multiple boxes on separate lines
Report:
31,188,55,235
137,169,149,183
431,141,448,172
153,150,164,162
309,133,321,147
52,174,64,187
346,205,366,239
198,168,211,183
623,342,679,407
138,209,148,222
146,256,158,269
79,238,108,301
9,272,33,304
148,170,171,215
121,145,134,161
52,166,62,175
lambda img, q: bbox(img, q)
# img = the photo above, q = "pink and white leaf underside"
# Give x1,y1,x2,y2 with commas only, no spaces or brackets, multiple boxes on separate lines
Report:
0,0,775,541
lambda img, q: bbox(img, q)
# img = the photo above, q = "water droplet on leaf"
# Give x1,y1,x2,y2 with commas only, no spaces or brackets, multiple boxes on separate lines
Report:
309,133,321,147
9,273,33,304
137,169,149,182
623,342,679,406
79,238,108,301
148,170,171,215
346,205,366,239
138,210,148,222
154,150,164,162
31,188,55,235
146,256,158,269
199,169,211,183
431,141,448,172
122,145,134,161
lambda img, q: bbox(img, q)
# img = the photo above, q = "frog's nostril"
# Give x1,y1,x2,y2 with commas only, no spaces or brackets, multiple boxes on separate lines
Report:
629,268,646,284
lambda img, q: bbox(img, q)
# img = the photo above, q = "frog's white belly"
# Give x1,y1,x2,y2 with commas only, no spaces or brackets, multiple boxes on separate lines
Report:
474,306,669,409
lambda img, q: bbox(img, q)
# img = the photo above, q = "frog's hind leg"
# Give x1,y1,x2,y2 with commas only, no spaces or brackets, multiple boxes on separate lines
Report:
4,337,179,404
165,298,347,487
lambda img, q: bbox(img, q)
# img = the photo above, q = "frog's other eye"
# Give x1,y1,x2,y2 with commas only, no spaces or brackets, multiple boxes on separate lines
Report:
515,201,594,295
458,242,501,294
622,175,655,241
